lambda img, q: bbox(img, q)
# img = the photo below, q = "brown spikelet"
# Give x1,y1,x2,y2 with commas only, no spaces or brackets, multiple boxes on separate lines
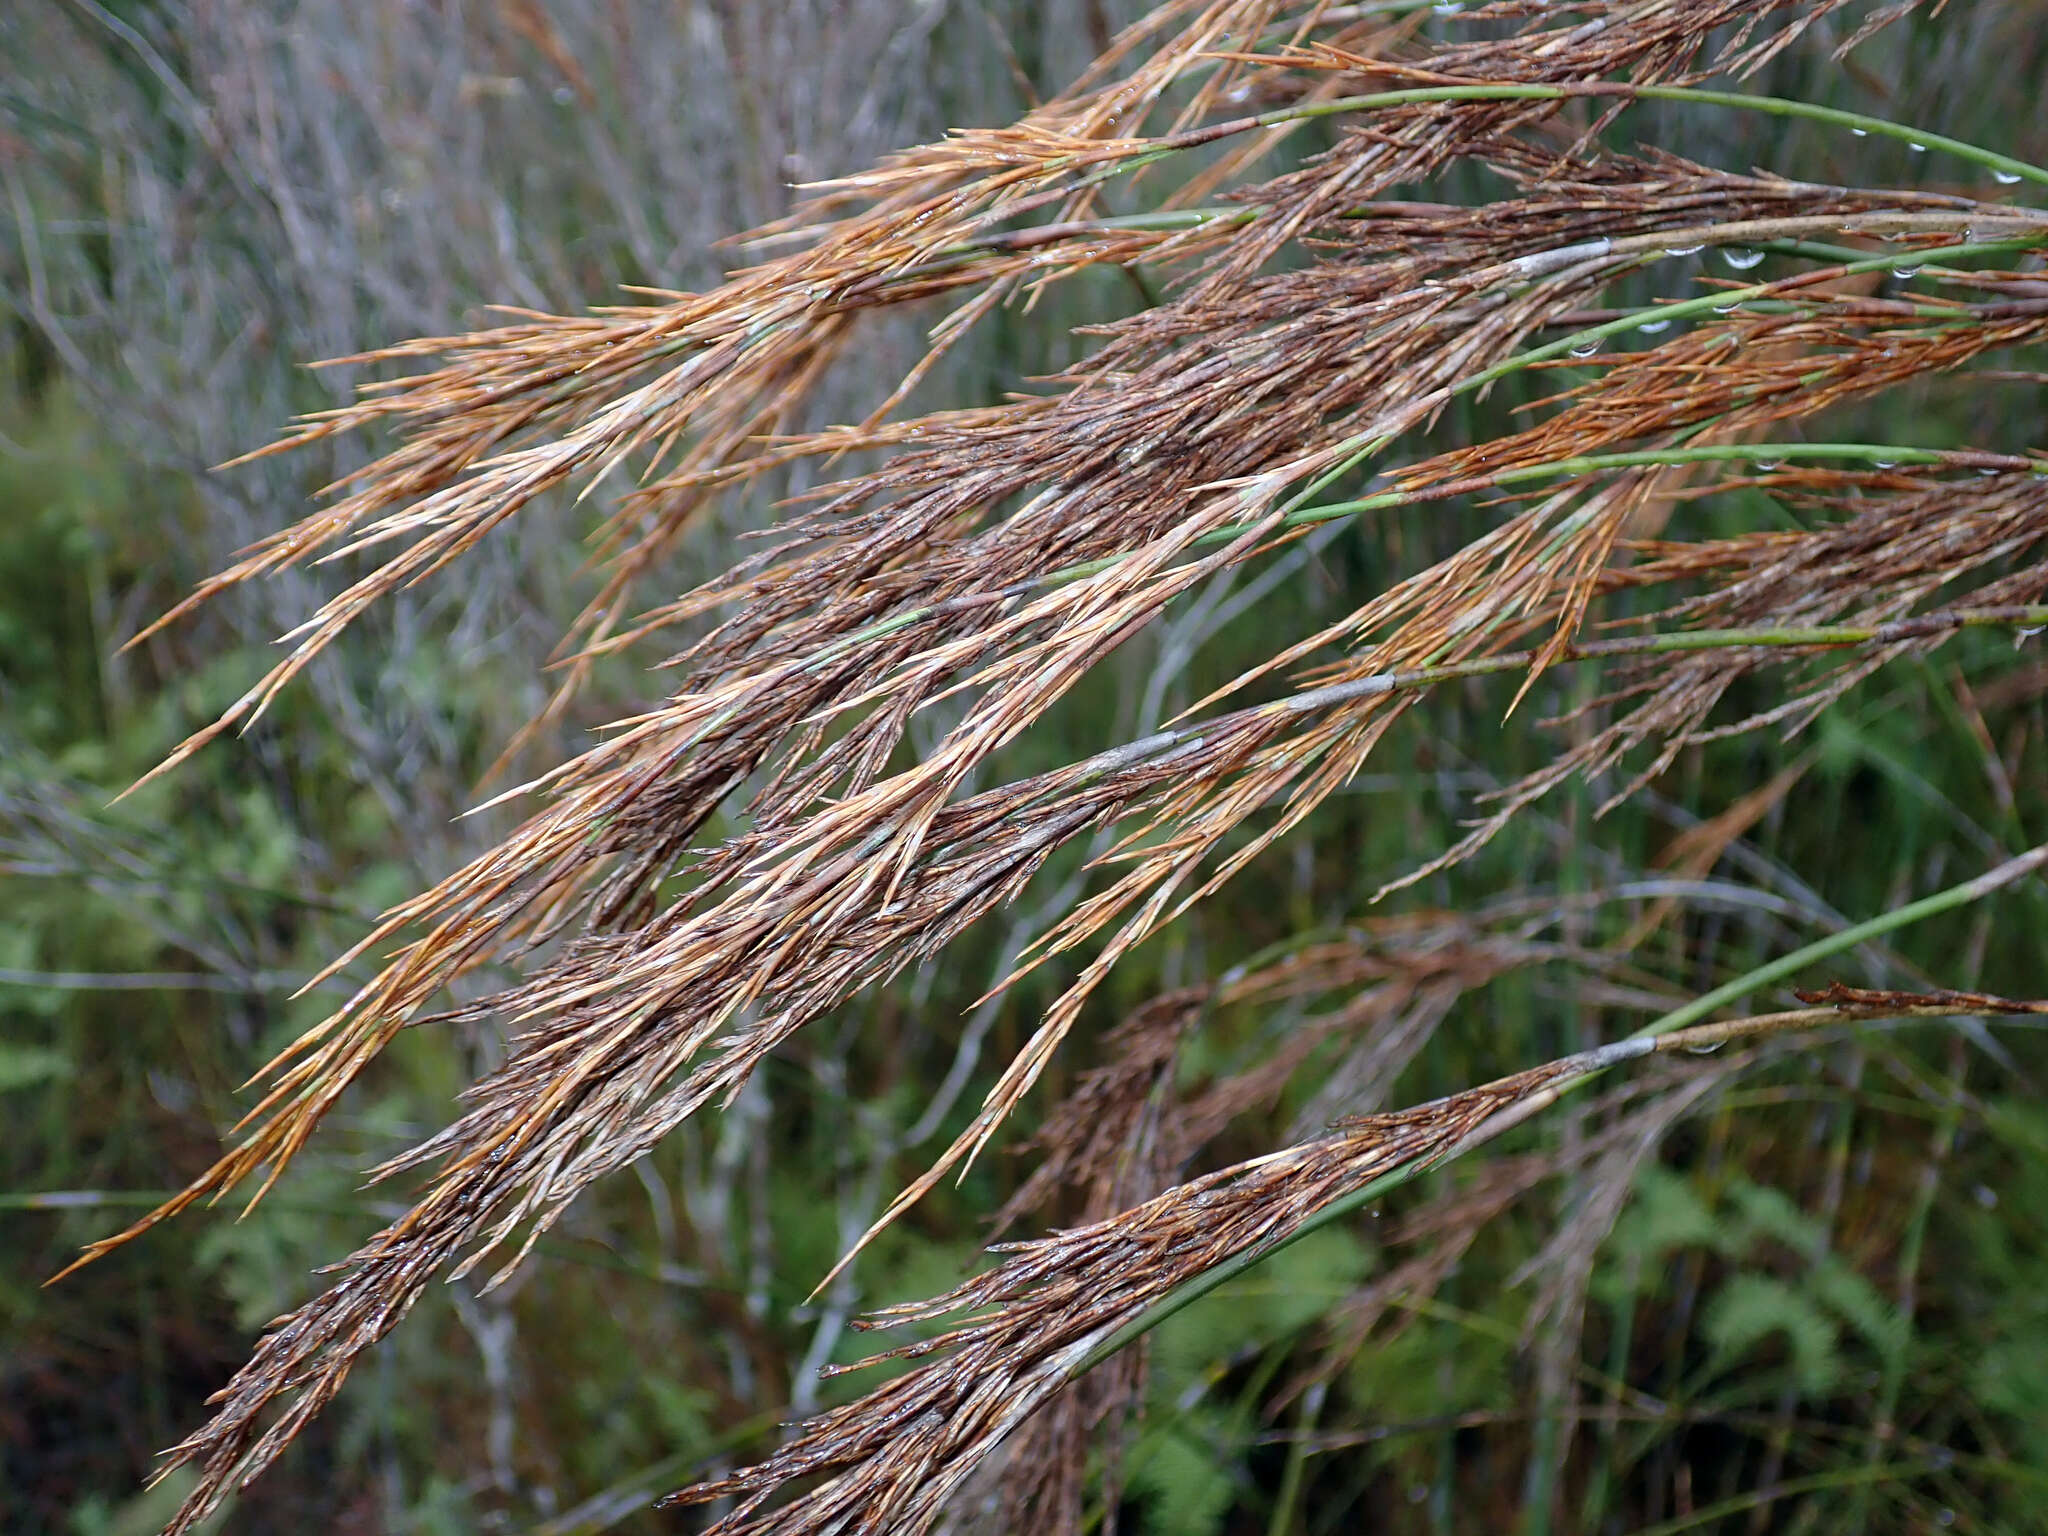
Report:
665,1058,1584,1536
62,0,2048,1529
660,986,2048,1535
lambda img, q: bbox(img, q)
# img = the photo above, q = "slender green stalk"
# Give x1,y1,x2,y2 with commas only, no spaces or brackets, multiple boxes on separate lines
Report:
520,1406,793,1536
789,229,2048,682
800,431,2045,680
1471,238,2045,388
1064,844,2048,1379
1196,83,2048,189
1852,1039,1964,1532
7,1190,740,1294
1624,1460,1933,1536
1265,1380,1325,1536
1262,443,2040,541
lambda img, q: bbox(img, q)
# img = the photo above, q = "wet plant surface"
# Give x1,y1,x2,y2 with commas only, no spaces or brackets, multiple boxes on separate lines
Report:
5,2,2048,1533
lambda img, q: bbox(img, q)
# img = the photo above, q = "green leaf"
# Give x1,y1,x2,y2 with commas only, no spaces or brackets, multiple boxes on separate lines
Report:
1132,1417,1238,1536
1150,1224,1372,1396
0,1043,74,1092
1702,1273,1842,1395
1601,1163,1724,1277
1811,1260,1907,1367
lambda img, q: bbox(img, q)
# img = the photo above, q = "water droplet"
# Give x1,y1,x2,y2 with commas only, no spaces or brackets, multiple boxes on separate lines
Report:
553,85,576,107
1713,301,1742,313
1894,264,1923,279
1874,459,1899,470
1722,247,1765,270
1850,127,1868,137
1993,169,2024,185
1637,318,1672,334
1685,1039,1726,1055
1908,141,1927,153
1976,1182,2001,1206
1432,1,1463,12
1569,340,1602,358
1936,1510,1955,1528
1663,243,1705,257
1975,467,1999,477
1409,1483,1430,1505
1754,458,1783,470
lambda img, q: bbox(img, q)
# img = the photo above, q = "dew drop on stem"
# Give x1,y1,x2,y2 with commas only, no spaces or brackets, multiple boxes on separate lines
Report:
1721,247,1764,270
1569,339,1601,358
1637,317,1671,333
1663,243,1705,257
1993,170,2023,184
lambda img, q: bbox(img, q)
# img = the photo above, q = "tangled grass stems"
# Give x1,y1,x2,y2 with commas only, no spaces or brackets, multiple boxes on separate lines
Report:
662,967,2048,1534
1064,844,2048,1388
51,1,2048,1529
1196,79,2048,188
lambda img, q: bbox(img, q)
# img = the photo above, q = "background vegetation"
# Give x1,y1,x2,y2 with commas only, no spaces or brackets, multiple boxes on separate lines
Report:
4,2,2046,1534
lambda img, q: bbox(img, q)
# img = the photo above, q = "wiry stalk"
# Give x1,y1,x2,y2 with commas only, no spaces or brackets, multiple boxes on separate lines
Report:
54,1,2048,1530
662,980,2048,1536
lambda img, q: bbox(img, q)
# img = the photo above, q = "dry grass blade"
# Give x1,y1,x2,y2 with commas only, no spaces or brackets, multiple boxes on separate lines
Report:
667,1060,1586,1535
660,990,2045,1536
58,0,2048,1528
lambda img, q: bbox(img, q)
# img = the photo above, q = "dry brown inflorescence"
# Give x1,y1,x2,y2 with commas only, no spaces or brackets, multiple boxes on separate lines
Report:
64,1,2048,1531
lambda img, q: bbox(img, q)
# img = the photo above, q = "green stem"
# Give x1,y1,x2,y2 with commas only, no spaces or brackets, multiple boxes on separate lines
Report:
1466,239,2043,392
1062,844,2048,1379
1201,83,2048,189
803,428,2045,675
1853,1040,1962,1532
9,1189,741,1294
1624,1459,1933,1536
1255,442,2039,543
1266,1380,1325,1536
793,228,2047,680
1629,846,2048,1040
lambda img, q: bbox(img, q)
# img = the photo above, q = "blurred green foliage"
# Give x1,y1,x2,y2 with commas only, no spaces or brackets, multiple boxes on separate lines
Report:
6,2,2048,1534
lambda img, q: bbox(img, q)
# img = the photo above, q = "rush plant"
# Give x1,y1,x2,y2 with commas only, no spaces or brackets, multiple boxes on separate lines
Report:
57,1,2048,1531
